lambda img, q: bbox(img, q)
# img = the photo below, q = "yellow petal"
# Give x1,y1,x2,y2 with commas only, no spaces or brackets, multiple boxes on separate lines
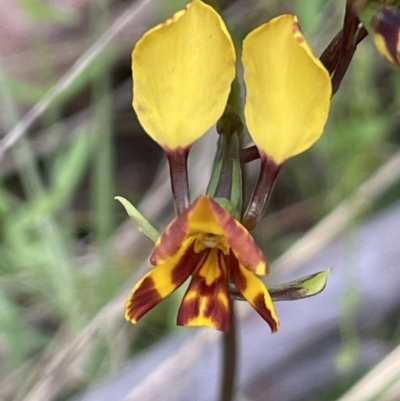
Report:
243,14,331,164
177,248,231,331
230,257,279,332
125,238,197,323
374,34,398,64
132,0,236,150
150,205,191,266
188,196,268,275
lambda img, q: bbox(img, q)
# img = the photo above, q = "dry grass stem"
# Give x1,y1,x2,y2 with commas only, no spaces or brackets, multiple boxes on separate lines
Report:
337,343,400,401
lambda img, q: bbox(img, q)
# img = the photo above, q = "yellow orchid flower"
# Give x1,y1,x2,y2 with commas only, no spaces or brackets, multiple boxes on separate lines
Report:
125,196,279,332
124,1,333,331
132,0,236,151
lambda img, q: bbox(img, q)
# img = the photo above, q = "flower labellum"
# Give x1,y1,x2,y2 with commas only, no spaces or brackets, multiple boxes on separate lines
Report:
125,196,279,332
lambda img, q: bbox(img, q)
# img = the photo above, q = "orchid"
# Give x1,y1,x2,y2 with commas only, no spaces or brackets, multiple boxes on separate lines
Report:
125,195,278,332
117,0,332,332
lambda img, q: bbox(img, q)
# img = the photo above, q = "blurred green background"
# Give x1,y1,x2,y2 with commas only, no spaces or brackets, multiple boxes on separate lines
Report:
0,0,399,400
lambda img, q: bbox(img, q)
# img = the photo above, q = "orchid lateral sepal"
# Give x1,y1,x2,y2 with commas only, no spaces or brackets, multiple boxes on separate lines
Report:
166,148,190,215
241,154,281,231
207,106,244,219
229,269,331,302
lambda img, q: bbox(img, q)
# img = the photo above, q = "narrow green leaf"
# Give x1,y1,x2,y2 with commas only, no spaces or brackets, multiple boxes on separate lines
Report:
0,74,51,103
115,196,159,243
51,128,93,209
0,291,42,366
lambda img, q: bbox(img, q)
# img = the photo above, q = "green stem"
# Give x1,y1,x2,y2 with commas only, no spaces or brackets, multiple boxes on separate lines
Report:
220,309,237,401
207,106,243,218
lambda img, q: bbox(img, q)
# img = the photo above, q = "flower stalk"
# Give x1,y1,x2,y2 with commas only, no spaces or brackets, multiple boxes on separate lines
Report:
220,310,237,401
121,1,333,334
207,106,244,219
166,148,191,215
241,155,281,231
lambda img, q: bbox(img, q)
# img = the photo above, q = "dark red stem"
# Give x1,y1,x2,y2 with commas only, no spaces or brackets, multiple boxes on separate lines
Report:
320,1,368,95
241,155,281,231
166,148,190,215
239,145,260,164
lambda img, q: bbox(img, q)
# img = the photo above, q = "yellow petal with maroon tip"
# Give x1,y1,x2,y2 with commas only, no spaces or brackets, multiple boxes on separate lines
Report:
371,6,400,66
150,206,191,266
230,256,279,332
243,14,331,164
195,196,268,275
177,249,231,331
132,0,236,150
125,239,199,323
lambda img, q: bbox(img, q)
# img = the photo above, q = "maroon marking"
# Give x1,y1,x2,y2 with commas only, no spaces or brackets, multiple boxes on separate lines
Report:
126,276,161,321
160,10,182,27
230,255,247,292
170,243,205,286
208,198,268,274
177,280,231,331
136,104,146,113
177,297,200,326
230,259,279,332
253,293,279,333
292,21,305,43
177,250,232,331
203,296,231,332
150,204,190,265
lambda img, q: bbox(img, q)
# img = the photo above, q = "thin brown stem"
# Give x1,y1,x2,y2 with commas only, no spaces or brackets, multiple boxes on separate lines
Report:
220,308,237,401
241,155,281,231
239,145,260,164
320,1,368,95
332,3,367,94
166,148,190,215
